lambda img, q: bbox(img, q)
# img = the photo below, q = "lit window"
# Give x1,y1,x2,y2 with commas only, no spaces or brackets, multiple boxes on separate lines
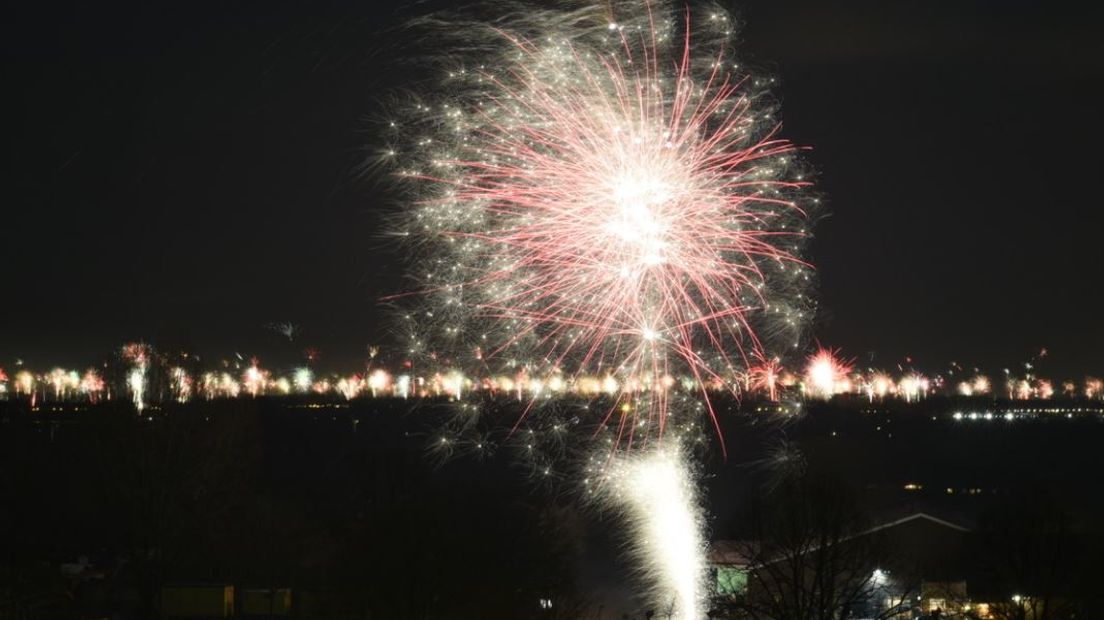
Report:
716,566,748,596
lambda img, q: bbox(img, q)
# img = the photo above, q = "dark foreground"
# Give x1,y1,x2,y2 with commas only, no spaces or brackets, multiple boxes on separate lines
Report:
1,396,1102,619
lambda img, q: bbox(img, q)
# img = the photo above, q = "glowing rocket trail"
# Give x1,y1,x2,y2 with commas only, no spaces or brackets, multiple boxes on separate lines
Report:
609,445,706,619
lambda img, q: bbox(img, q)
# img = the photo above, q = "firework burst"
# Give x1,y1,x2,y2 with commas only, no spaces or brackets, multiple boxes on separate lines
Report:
386,1,819,615
389,0,817,442
803,347,851,400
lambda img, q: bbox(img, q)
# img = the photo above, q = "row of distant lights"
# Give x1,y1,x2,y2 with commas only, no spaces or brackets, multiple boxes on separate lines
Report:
951,408,1100,421
953,411,1017,422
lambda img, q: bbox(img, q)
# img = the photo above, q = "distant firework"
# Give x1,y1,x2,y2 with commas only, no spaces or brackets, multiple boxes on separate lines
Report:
122,342,151,412
804,348,851,399
749,355,784,402
4,344,1102,406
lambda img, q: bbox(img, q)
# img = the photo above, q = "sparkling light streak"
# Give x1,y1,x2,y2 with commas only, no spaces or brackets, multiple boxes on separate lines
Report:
601,445,706,619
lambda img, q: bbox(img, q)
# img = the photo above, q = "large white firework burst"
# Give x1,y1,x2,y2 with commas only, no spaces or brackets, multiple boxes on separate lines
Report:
383,1,819,616
387,0,816,440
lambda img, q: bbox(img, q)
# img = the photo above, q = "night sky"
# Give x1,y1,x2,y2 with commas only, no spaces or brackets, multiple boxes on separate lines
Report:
4,0,1102,376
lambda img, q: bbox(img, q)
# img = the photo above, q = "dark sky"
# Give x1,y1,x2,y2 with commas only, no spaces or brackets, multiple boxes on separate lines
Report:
3,0,1102,376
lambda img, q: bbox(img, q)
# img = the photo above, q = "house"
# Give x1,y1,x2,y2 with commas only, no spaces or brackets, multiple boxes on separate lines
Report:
709,510,980,618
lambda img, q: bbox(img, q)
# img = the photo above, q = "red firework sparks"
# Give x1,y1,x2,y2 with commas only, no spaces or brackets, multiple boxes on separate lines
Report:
749,356,784,402
393,2,817,445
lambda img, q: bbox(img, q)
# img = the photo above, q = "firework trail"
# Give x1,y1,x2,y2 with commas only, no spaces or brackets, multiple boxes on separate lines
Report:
122,343,151,412
605,445,706,617
386,1,818,615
